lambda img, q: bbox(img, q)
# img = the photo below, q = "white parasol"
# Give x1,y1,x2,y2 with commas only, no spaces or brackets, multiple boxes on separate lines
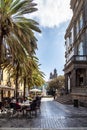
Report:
30,88,41,92
30,88,41,96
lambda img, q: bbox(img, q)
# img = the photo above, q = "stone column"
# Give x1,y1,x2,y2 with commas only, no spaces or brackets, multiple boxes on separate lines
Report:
85,69,87,86
70,73,72,92
72,69,77,87
65,74,68,94
68,76,70,93
72,69,76,88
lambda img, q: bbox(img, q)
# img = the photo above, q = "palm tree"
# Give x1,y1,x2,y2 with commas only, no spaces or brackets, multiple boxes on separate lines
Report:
0,0,41,66
18,56,45,100
2,54,45,100
0,0,41,100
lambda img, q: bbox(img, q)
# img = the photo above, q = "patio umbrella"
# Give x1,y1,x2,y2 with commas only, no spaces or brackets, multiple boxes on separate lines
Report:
30,88,41,96
30,88,41,92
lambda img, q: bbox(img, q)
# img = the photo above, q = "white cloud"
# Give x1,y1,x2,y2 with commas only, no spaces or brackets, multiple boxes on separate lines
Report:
31,0,72,28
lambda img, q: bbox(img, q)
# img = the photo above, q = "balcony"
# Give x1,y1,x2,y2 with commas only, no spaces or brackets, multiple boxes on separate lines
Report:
65,55,87,67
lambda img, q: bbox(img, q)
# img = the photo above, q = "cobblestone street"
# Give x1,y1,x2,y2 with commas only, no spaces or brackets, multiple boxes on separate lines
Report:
0,98,87,129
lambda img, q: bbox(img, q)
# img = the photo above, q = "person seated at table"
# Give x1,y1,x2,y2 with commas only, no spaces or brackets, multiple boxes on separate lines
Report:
4,100,10,108
23,97,30,104
11,98,16,103
35,95,41,102
10,99,21,109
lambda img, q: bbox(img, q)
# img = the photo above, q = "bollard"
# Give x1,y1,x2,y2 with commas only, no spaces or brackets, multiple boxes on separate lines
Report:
73,99,79,107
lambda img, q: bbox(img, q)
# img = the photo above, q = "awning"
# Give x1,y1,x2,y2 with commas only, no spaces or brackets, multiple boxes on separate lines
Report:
0,85,15,91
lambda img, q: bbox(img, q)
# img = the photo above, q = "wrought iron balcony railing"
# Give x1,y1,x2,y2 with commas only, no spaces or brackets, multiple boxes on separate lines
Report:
65,55,87,67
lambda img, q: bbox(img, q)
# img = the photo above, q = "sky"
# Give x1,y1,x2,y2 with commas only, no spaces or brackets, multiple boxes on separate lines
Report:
30,0,72,81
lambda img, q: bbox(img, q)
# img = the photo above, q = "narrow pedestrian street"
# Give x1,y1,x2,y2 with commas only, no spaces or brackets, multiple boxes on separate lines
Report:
0,98,87,129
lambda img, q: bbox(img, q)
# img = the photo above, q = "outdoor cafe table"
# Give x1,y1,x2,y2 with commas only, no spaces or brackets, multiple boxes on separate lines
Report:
19,103,30,115
19,103,30,106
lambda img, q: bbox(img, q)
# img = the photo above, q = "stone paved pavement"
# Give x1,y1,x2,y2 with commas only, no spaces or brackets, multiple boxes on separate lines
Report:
0,98,87,129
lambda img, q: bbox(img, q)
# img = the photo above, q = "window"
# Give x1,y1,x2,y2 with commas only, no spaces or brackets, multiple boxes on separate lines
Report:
69,35,72,45
66,48,74,62
71,28,74,43
79,13,83,30
74,0,79,12
76,21,79,34
78,42,83,55
67,37,69,46
66,37,69,51
76,0,78,8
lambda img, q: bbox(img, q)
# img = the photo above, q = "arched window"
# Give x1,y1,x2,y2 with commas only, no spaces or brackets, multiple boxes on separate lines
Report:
78,42,83,55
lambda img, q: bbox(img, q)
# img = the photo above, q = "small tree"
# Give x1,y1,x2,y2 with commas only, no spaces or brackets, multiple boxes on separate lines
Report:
47,75,65,96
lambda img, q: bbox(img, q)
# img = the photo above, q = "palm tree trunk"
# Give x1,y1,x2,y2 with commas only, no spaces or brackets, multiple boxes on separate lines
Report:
0,22,3,101
23,77,26,100
15,62,19,102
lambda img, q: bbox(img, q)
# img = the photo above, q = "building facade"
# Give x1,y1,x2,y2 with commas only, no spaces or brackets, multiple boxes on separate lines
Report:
64,0,87,105
0,69,23,101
